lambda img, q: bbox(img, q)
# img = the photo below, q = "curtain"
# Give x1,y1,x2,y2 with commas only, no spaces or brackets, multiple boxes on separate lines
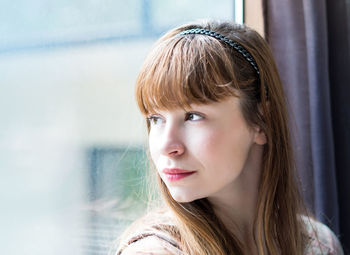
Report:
263,0,350,252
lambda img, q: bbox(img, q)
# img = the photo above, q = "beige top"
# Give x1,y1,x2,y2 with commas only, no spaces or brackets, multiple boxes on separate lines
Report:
116,209,344,255
116,208,182,255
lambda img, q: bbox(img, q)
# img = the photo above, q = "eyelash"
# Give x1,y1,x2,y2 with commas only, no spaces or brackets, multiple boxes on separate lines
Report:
146,115,163,125
147,112,204,125
185,112,203,121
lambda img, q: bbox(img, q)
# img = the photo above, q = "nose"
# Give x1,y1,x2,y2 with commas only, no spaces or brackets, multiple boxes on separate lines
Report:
159,122,185,157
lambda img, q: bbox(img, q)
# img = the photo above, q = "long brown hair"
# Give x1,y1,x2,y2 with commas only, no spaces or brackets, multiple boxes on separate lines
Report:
135,20,307,254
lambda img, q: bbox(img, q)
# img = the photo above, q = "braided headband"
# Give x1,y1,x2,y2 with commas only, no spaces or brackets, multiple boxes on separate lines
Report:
178,28,268,99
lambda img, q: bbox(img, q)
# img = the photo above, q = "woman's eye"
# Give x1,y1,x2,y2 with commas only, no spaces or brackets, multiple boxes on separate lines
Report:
147,116,163,125
185,112,203,121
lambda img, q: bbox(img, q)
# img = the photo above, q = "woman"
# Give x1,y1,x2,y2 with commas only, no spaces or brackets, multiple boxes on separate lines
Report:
116,21,343,254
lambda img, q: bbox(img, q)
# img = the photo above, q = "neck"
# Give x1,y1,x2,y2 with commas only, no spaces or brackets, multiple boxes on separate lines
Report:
207,143,263,251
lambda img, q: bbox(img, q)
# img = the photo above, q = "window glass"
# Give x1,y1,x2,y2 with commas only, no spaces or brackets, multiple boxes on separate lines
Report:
1,1,240,254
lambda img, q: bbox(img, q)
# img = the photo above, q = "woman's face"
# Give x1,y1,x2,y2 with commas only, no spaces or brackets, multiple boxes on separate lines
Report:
148,96,265,203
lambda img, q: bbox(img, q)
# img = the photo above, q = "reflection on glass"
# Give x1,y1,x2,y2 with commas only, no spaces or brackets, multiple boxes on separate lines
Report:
1,0,237,254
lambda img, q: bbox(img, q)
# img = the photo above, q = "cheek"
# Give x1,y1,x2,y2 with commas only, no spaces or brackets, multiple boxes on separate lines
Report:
185,128,227,170
194,132,219,157
195,126,254,171
148,132,160,163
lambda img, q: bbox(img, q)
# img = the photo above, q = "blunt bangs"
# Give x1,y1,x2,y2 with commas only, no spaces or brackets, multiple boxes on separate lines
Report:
135,34,240,115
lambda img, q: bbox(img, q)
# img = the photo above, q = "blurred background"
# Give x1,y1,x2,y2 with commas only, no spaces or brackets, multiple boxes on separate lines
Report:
0,0,244,254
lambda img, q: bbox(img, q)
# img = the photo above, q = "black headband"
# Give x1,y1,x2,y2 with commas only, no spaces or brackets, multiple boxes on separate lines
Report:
178,28,268,99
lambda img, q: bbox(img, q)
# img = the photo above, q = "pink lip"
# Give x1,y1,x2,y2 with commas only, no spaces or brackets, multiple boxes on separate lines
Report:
162,168,196,181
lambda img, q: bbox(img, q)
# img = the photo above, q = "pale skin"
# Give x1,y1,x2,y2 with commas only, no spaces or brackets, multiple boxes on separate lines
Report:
149,96,266,251
122,96,266,254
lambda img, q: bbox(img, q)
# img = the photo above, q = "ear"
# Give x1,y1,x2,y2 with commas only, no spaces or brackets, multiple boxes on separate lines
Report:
253,103,268,145
253,126,267,145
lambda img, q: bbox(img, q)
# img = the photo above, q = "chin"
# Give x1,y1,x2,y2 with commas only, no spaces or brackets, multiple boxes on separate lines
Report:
173,197,195,203
169,191,202,203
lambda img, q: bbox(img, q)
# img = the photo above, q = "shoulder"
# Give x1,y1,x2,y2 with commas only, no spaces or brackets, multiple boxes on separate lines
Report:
119,235,182,255
116,208,182,255
302,216,344,255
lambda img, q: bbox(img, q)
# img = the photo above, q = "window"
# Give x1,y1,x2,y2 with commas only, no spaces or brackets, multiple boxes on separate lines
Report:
1,1,243,254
